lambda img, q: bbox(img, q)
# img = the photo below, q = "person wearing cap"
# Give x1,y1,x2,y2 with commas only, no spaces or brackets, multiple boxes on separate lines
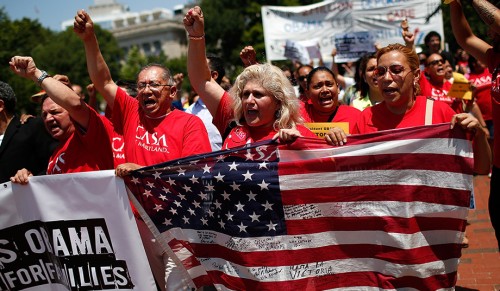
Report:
0,80,58,183
8,56,115,183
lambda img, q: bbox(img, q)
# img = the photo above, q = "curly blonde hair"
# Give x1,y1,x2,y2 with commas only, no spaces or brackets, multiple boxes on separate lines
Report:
229,63,303,130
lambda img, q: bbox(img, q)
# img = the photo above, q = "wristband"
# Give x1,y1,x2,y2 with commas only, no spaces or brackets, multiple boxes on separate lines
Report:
188,34,205,40
37,70,51,87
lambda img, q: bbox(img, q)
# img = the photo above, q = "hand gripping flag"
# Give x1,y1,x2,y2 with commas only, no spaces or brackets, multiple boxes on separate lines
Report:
126,123,473,290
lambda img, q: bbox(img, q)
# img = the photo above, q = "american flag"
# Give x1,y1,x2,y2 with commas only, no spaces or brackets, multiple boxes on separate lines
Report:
127,123,473,290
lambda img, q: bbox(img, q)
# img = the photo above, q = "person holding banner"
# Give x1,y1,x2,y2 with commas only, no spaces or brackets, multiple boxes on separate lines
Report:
301,66,361,146
74,9,212,290
448,0,500,249
352,44,491,175
8,57,115,182
184,6,317,149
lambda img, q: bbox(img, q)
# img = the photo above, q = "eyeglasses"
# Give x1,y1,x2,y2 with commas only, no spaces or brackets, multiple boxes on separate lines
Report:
427,59,444,67
298,76,308,82
136,82,173,91
374,64,407,79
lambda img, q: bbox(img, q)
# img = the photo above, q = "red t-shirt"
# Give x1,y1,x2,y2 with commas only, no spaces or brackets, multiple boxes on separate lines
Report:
488,49,500,167
47,106,114,174
469,68,493,121
353,96,456,134
112,87,212,166
419,72,454,104
213,91,317,149
299,102,361,133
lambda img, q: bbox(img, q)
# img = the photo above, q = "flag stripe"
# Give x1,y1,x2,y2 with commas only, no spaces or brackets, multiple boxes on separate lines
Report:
279,153,473,175
285,216,466,235
169,228,464,252
190,243,461,266
208,270,456,291
281,185,470,207
197,257,459,282
279,169,472,191
279,137,472,162
283,201,468,220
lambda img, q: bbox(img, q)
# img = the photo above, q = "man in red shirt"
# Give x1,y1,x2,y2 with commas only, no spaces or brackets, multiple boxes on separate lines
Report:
74,10,212,289
9,57,114,182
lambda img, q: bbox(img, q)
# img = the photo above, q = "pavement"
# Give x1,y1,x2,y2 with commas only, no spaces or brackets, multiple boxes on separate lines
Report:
456,174,500,291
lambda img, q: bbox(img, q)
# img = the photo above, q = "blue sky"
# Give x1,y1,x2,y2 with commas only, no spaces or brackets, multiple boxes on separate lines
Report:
0,0,192,31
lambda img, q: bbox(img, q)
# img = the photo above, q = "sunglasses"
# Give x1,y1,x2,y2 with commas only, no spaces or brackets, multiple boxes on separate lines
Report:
427,59,444,66
298,76,308,81
374,64,406,79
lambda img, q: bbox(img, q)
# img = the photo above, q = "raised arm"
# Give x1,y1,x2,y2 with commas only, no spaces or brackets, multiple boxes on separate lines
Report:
449,0,492,64
183,6,225,117
9,56,91,128
74,10,118,109
471,0,500,34
240,46,259,67
330,48,347,89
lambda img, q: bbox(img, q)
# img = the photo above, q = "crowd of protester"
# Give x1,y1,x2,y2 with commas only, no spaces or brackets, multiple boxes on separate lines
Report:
0,1,498,290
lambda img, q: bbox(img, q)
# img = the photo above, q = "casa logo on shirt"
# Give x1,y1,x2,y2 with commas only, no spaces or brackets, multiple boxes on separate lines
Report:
48,153,66,174
135,126,169,153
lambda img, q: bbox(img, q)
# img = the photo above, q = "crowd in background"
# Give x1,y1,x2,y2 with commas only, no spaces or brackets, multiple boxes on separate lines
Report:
0,1,498,290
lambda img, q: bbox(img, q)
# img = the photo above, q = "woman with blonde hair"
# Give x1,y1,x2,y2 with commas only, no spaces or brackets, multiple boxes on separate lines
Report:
184,6,316,149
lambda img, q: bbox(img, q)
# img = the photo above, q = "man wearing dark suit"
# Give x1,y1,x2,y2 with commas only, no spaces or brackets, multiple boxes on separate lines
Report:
0,81,57,183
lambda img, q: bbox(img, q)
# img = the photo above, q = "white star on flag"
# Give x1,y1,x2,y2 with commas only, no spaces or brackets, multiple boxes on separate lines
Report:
266,220,277,231
228,161,239,171
258,180,270,190
262,201,274,211
153,171,161,179
242,170,254,181
249,212,260,222
230,182,240,191
237,222,248,233
215,172,225,182
247,191,257,201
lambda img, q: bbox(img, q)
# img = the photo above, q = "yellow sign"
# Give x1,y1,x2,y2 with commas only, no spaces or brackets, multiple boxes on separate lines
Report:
304,122,349,138
448,72,472,100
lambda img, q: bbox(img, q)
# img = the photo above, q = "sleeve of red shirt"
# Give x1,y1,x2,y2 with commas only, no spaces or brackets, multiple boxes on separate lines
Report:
212,91,234,134
181,114,213,157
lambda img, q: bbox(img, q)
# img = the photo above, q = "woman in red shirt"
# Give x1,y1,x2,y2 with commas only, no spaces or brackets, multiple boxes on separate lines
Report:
184,7,316,149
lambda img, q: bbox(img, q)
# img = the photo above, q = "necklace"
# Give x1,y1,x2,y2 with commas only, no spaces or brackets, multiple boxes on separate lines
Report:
145,111,171,119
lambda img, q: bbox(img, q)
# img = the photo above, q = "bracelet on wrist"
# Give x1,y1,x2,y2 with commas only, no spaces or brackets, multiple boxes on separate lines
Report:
188,34,205,40
37,70,51,87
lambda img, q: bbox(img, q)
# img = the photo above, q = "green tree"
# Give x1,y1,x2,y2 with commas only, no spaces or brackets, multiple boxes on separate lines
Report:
32,25,123,93
441,3,492,53
0,8,54,114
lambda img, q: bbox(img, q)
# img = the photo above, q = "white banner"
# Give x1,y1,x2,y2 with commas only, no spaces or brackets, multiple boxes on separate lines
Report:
0,170,156,291
262,0,443,62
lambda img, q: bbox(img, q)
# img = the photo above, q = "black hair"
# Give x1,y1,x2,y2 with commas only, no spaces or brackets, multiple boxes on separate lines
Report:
0,81,16,115
137,63,173,84
424,31,441,45
355,52,377,98
206,53,226,84
306,66,337,89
